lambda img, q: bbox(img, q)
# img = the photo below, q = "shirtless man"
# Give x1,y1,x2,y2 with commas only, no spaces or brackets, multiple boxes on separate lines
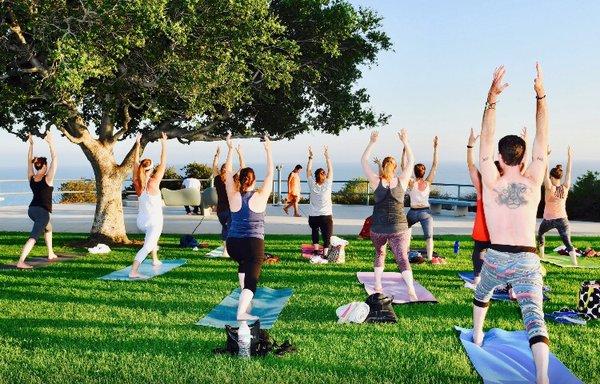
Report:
472,63,549,384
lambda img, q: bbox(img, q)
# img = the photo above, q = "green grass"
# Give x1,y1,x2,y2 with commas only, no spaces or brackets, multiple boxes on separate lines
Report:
1,232,599,384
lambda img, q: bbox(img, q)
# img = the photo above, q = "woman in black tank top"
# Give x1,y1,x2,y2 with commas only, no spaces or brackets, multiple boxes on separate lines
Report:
17,133,59,269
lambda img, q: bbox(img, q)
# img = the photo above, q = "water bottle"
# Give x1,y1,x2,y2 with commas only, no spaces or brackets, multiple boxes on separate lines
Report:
238,326,252,358
453,240,460,255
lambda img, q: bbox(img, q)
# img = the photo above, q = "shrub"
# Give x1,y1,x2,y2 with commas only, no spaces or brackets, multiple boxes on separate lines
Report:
159,166,183,190
181,162,213,188
333,177,371,205
566,171,600,222
59,180,96,204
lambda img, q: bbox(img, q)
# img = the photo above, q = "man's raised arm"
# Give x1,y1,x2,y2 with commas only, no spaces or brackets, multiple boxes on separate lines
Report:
479,66,508,186
525,62,549,184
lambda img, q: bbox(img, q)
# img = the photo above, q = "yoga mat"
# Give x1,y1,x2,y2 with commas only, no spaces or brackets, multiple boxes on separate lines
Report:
356,272,437,304
301,244,322,259
0,254,78,270
196,287,293,330
99,259,186,281
455,326,583,384
205,246,228,258
541,254,600,269
457,272,550,302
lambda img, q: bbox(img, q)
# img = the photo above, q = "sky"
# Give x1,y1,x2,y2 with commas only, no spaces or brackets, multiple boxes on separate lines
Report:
1,0,598,174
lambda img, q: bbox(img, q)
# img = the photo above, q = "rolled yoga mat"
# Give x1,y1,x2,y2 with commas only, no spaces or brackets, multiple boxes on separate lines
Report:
357,271,437,304
541,254,600,269
455,326,583,384
457,271,550,302
301,244,322,259
205,246,228,258
99,259,186,281
196,287,293,330
0,254,79,270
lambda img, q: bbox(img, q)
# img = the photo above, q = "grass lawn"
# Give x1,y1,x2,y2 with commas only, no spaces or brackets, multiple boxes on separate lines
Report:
0,232,599,384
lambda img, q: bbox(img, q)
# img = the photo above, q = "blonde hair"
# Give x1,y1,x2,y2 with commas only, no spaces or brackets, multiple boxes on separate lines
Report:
380,156,397,181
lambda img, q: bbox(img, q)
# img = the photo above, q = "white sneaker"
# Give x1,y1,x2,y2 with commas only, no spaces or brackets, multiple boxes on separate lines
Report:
464,282,477,290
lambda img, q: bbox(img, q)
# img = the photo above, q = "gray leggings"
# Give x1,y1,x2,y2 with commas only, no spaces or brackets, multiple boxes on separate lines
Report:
474,249,548,346
28,206,52,241
537,217,573,252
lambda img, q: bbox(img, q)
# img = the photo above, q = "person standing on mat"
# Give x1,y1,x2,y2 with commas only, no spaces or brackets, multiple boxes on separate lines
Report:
361,129,418,301
404,136,441,264
466,128,490,288
17,132,58,269
306,145,334,257
537,146,577,265
129,132,168,279
213,145,245,257
472,63,550,384
224,133,273,321
284,164,302,217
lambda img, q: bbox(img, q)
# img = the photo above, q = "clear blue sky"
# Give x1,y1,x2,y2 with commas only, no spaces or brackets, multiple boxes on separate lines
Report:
1,0,598,173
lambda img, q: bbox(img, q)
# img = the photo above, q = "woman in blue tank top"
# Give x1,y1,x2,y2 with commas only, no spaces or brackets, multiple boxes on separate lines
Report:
223,133,273,322
361,130,419,301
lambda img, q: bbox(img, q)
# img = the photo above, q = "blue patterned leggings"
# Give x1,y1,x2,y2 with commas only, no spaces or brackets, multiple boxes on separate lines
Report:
473,249,549,346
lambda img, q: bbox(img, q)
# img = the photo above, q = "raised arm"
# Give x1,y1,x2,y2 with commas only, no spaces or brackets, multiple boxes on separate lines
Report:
306,146,314,179
398,129,415,188
543,146,552,189
480,66,508,187
524,62,549,184
133,133,141,176
26,134,34,178
236,144,246,170
223,133,237,202
324,145,333,180
426,136,439,183
467,128,481,190
212,147,220,177
256,136,274,200
44,132,58,186
564,146,573,188
361,131,380,189
151,132,168,181
520,126,529,170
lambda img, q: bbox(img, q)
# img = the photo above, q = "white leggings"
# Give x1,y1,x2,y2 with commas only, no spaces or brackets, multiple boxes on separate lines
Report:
134,220,163,263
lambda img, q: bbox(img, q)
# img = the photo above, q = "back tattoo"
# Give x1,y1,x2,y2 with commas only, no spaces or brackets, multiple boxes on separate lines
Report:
494,183,529,209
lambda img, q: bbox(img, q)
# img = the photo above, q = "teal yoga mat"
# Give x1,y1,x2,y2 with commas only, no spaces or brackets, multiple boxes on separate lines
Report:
99,259,186,281
196,287,293,329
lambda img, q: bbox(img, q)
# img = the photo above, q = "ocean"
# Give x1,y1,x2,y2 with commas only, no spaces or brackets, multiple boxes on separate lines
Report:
1,161,597,206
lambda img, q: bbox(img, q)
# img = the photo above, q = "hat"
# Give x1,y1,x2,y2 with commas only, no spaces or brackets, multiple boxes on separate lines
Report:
336,302,370,324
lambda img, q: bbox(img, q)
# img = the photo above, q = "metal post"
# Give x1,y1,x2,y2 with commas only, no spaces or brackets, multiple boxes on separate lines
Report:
366,181,370,205
457,185,461,200
274,165,283,205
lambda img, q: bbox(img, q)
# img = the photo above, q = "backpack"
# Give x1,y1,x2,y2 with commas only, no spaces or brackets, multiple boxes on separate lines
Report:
364,293,397,323
327,236,349,264
179,235,199,248
577,280,600,320
213,320,297,357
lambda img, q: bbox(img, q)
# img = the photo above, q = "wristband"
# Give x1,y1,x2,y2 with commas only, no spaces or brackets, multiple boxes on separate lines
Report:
536,94,546,100
484,101,497,111
467,145,473,149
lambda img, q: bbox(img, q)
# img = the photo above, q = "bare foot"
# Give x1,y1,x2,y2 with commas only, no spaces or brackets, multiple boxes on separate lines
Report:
374,285,383,294
152,260,163,266
283,206,289,215
408,291,419,302
237,312,259,321
294,213,302,217
16,262,33,269
48,253,58,260
128,273,148,279
472,330,484,346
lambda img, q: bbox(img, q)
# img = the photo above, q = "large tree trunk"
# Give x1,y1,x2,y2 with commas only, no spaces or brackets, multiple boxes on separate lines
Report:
80,139,132,244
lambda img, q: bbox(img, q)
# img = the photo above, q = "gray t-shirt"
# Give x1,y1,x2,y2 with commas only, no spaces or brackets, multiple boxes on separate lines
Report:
307,177,333,216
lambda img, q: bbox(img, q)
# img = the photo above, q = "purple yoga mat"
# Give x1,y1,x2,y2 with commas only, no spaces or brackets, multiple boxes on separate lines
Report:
357,272,437,304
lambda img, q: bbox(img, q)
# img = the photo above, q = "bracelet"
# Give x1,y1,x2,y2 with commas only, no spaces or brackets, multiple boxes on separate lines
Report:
467,145,473,149
536,94,546,100
308,156,313,159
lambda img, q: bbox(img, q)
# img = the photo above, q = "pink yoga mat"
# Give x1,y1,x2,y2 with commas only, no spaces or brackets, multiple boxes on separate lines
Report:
357,271,438,304
301,244,322,259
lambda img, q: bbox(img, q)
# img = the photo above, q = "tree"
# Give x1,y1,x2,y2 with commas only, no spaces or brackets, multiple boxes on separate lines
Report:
0,0,390,243
566,171,600,222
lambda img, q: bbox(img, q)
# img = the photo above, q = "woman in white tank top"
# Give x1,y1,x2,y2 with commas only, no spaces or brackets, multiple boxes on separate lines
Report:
405,136,442,263
129,133,169,279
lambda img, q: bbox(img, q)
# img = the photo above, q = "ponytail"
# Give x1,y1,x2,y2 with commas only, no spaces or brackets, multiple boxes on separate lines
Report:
136,159,152,191
237,167,256,193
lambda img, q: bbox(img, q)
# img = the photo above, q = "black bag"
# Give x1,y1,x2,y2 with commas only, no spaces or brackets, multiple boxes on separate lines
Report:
577,280,600,320
179,235,198,248
364,293,397,323
213,320,297,357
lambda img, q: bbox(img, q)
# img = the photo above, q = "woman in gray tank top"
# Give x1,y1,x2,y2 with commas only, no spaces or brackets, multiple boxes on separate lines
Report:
361,130,418,301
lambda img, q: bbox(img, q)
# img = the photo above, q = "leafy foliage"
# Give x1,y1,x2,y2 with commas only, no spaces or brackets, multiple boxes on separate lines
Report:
59,179,96,203
180,162,212,181
566,171,600,222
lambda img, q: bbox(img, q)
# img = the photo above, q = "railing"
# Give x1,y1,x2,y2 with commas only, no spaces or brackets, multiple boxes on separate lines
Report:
0,177,476,206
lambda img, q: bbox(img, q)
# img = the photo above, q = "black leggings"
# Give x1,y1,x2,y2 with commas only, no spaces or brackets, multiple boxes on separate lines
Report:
308,215,333,248
472,240,491,278
28,206,52,241
226,237,264,293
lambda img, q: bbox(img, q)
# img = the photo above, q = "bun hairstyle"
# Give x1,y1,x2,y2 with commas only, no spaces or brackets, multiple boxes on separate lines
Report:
237,167,256,193
32,157,48,171
137,158,153,188
380,156,397,180
414,163,426,179
550,164,563,180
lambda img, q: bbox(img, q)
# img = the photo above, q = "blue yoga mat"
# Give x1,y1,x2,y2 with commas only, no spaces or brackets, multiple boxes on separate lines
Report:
455,326,582,384
196,287,292,330
458,271,550,302
99,259,186,281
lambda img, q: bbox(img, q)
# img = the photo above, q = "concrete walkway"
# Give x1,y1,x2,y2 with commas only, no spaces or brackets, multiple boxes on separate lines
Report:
1,204,599,236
